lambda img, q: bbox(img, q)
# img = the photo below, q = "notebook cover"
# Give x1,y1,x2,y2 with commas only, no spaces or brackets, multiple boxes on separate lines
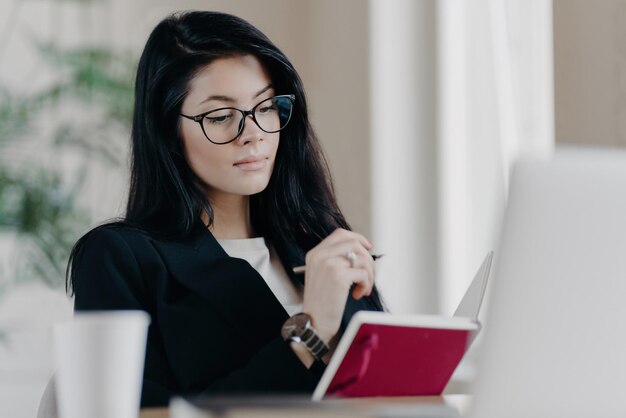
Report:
325,324,472,398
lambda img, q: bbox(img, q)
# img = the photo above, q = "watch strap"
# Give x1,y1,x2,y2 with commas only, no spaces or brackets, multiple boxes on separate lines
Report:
300,327,329,360
282,313,330,361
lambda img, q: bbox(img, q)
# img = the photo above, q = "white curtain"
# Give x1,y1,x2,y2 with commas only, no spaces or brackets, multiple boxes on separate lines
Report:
370,0,554,314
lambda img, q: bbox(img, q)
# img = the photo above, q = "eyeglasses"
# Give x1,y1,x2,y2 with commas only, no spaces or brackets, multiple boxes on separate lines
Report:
179,94,295,145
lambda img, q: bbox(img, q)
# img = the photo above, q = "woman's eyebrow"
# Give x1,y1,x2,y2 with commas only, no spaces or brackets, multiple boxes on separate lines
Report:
199,94,235,105
198,84,273,106
254,84,273,98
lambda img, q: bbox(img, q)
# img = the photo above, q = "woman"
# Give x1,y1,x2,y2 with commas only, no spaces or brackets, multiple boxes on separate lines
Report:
67,10,384,406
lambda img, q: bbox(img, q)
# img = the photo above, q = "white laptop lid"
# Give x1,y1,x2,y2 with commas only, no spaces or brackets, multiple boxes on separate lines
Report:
453,251,493,321
470,147,626,418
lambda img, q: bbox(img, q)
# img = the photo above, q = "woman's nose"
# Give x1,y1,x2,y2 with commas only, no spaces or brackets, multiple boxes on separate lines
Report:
236,114,263,145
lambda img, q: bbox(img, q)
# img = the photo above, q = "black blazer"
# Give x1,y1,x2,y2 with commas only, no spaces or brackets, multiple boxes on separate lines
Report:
72,224,381,406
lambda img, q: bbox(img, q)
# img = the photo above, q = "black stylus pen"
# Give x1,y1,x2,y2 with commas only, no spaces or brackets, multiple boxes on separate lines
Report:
292,254,384,274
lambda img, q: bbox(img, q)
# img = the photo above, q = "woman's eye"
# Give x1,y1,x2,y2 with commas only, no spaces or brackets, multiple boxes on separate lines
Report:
257,105,276,115
205,112,233,124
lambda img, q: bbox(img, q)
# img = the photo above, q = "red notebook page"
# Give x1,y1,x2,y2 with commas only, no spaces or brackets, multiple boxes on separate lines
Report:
326,324,472,398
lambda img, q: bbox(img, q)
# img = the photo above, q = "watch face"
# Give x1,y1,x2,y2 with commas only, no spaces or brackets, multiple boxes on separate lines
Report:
281,313,311,341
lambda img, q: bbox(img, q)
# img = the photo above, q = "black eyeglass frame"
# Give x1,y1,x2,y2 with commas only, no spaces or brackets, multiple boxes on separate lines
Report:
179,94,296,145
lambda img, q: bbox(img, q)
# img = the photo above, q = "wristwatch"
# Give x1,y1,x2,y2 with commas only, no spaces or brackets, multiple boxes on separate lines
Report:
281,313,329,361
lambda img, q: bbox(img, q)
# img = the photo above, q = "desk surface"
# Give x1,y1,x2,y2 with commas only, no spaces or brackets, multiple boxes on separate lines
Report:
139,395,471,418
140,408,168,418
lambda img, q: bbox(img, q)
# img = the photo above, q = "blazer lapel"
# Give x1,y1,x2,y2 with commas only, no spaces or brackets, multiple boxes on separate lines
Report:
151,227,288,348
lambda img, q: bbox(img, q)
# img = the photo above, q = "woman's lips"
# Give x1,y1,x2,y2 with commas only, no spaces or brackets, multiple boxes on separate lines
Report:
234,158,267,171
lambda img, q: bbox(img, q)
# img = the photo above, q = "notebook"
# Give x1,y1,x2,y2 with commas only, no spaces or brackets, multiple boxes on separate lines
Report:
469,147,626,418
312,251,493,400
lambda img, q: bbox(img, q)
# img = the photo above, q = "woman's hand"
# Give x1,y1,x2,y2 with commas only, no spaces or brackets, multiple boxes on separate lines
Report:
301,228,375,344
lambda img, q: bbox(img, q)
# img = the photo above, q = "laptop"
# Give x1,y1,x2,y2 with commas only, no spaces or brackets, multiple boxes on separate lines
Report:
470,146,626,418
453,251,493,320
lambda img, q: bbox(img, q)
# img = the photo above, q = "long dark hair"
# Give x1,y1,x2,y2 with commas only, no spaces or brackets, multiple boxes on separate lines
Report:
67,11,382,309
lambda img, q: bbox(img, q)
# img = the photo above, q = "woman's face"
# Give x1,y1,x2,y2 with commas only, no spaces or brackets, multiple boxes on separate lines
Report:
179,55,280,202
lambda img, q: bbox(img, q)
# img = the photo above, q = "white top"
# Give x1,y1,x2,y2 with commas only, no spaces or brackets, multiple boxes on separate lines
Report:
217,237,303,317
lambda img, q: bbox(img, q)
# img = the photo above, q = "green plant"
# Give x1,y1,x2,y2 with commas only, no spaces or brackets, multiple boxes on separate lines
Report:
0,41,135,296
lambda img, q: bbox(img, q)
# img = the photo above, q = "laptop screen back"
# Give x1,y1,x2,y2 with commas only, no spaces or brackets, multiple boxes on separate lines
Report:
470,147,626,418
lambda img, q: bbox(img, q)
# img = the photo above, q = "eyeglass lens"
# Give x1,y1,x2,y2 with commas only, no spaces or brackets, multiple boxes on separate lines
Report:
202,95,293,144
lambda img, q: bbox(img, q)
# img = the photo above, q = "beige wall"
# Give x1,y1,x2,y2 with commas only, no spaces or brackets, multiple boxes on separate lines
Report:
554,0,626,147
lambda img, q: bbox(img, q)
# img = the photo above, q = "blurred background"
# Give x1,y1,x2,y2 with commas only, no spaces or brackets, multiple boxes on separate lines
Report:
1,0,624,416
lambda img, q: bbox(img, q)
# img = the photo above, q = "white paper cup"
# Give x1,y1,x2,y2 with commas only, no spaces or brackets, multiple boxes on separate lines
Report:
53,310,150,418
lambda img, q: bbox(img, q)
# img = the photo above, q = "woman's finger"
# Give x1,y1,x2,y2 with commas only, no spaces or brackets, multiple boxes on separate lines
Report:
344,268,371,300
316,240,375,289
320,228,373,250
327,242,375,286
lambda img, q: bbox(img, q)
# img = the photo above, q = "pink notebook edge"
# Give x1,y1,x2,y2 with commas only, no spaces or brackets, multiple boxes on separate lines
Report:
312,311,481,400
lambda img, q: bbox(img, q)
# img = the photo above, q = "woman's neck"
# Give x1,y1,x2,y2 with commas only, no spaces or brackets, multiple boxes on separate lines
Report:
205,192,256,239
